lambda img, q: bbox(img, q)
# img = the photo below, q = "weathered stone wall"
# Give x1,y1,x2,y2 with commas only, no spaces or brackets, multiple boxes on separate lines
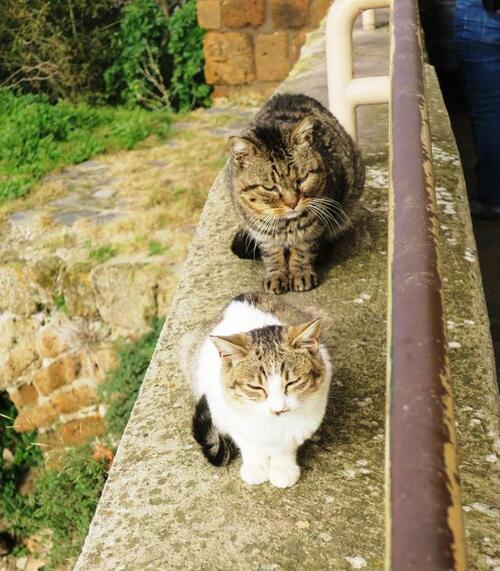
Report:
198,0,332,98
0,252,172,459
0,107,251,461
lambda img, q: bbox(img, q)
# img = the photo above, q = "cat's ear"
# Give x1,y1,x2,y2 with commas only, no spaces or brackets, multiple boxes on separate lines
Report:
287,319,322,352
229,136,257,167
210,333,250,361
292,116,316,146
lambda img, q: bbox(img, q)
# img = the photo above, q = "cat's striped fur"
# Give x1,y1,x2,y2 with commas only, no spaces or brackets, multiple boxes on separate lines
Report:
227,93,365,294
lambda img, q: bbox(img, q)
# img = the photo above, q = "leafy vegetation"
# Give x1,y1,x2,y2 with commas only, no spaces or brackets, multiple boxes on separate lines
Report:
168,0,211,110
0,2,203,564
0,397,44,520
0,88,171,204
0,0,123,102
88,244,119,263
105,0,171,108
0,318,164,567
148,240,167,256
0,395,107,567
54,294,69,314
0,0,211,110
99,317,164,437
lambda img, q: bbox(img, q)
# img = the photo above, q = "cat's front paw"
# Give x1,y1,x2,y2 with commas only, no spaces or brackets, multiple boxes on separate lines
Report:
289,270,318,292
269,464,300,488
241,463,269,485
263,273,289,295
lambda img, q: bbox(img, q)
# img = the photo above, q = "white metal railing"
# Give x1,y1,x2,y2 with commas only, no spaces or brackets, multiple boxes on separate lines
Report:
326,0,390,140
362,9,377,30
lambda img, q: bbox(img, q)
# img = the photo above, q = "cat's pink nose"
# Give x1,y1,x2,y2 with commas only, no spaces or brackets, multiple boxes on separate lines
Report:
284,196,298,209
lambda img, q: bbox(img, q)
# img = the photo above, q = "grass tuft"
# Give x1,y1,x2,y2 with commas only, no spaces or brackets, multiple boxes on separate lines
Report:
0,88,171,205
88,244,118,263
99,317,164,437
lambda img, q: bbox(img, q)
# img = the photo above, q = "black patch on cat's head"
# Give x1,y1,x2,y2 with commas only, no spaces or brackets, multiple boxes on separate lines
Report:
251,125,288,160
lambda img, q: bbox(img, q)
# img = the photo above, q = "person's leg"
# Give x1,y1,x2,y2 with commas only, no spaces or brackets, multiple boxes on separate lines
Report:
454,38,500,207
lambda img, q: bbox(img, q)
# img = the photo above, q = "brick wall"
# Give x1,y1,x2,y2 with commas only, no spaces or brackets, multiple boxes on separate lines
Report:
5,319,117,458
198,0,332,98
1,255,170,461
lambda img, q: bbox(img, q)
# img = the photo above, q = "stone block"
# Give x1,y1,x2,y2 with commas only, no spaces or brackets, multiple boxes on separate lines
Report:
57,415,105,445
91,260,162,333
270,0,309,28
89,344,119,383
34,352,83,396
0,313,38,356
24,528,53,556
211,83,278,101
204,32,256,86
255,32,290,81
0,342,39,390
310,0,332,25
221,0,265,28
289,30,307,64
36,430,64,450
0,264,41,315
14,401,58,432
197,0,221,29
35,320,78,359
59,262,98,318
32,256,63,293
50,384,98,414
9,382,39,408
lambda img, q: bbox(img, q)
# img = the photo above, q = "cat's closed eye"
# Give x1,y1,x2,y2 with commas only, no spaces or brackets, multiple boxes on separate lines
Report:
285,379,301,393
261,185,278,192
248,384,267,394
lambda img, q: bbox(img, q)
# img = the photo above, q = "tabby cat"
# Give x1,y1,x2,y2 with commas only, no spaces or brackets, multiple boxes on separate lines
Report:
182,292,332,488
227,93,365,294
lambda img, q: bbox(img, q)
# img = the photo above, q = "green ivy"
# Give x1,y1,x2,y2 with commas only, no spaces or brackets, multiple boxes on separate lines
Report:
0,396,43,513
0,1,211,113
104,0,171,108
168,0,212,110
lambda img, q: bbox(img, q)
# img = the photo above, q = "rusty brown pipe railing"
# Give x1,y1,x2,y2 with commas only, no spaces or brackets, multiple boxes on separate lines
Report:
386,0,468,569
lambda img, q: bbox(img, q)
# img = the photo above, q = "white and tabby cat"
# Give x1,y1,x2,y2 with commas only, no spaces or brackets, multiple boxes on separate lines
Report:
182,293,332,488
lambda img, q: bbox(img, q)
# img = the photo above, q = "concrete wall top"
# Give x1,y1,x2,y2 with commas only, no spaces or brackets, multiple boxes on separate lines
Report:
76,16,499,570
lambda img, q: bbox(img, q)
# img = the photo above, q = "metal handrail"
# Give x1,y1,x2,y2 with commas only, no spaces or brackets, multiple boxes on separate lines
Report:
387,0,467,568
326,1,468,568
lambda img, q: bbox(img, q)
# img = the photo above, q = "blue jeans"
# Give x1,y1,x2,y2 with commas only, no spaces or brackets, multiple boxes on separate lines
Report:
455,1,500,206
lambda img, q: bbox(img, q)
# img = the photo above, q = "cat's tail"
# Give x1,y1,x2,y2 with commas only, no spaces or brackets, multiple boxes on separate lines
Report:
192,395,239,467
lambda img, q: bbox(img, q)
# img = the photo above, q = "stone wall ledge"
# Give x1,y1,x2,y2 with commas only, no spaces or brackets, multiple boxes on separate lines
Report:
76,16,499,570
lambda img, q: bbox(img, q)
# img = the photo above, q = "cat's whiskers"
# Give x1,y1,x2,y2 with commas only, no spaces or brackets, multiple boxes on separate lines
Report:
306,202,345,235
311,195,348,213
252,212,278,239
310,197,350,224
306,204,337,235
